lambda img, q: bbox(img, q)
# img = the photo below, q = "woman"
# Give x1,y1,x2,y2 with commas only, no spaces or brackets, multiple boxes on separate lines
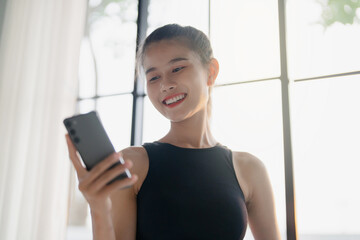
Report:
66,24,281,240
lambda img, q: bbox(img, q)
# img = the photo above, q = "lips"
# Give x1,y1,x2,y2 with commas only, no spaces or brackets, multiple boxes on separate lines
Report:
162,93,187,107
162,93,187,103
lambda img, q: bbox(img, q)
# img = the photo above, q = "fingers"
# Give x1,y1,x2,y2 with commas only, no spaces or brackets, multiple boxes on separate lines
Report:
98,173,138,197
84,152,123,184
65,133,138,202
65,134,86,176
77,152,131,193
90,160,135,193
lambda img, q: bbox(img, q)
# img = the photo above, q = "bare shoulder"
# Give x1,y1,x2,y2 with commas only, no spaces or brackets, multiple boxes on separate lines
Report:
232,151,281,239
231,151,268,203
120,146,149,195
120,145,148,164
232,151,267,176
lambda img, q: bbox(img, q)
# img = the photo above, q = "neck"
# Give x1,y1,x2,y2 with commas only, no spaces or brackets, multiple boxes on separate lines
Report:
159,108,217,148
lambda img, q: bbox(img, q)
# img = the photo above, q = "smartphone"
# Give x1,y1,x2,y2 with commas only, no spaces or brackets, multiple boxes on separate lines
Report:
63,111,131,184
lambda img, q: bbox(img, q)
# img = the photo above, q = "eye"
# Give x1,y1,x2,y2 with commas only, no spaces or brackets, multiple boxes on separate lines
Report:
149,76,160,82
172,66,185,73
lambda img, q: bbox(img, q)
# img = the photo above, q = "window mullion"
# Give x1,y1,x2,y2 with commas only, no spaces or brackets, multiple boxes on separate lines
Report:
131,0,149,146
278,0,298,239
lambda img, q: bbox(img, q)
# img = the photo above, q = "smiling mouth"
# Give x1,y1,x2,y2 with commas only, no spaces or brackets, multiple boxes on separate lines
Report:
162,93,187,106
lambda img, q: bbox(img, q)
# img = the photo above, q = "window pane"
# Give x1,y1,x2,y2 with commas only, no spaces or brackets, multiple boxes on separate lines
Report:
77,99,95,113
147,0,209,35
78,39,96,98
142,96,170,143
89,0,138,95
286,0,360,80
211,80,286,239
210,0,280,84
291,76,360,238
97,95,133,151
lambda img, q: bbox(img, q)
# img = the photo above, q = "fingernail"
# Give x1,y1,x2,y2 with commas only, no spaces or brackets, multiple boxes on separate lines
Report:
119,156,125,164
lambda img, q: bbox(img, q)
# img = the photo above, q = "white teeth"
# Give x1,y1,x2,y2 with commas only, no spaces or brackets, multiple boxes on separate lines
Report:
165,94,186,105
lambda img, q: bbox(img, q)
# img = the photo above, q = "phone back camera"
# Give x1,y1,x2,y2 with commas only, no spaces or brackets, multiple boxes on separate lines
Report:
69,129,76,135
74,137,80,144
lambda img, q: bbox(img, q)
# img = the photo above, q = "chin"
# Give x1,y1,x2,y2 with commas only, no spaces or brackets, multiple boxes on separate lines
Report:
169,118,184,123
165,115,184,123
165,111,193,123
159,110,183,122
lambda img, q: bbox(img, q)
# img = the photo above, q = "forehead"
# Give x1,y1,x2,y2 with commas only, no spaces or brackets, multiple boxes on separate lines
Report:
143,40,198,69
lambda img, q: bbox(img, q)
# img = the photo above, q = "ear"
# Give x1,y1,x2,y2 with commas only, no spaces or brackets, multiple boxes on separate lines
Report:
207,58,219,87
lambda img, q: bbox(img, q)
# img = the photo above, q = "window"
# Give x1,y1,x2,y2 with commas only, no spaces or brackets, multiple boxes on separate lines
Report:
68,0,360,239
211,0,280,84
286,0,360,238
286,0,360,80
291,76,360,238
212,80,286,239
67,0,138,238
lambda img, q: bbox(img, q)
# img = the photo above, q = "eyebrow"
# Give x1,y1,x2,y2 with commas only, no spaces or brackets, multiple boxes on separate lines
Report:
145,57,188,75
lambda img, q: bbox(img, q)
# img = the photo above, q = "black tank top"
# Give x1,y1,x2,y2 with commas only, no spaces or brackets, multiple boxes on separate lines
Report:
136,141,248,240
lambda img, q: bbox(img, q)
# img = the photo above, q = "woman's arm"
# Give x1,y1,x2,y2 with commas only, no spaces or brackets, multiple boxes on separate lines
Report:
110,146,148,240
90,200,116,240
109,185,137,240
235,152,281,240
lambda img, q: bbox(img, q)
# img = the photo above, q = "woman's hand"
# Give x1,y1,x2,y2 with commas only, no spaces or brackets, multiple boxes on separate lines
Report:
65,134,138,211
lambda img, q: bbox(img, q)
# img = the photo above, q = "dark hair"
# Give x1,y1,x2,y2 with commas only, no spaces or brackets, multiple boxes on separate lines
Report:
137,24,213,69
136,24,215,119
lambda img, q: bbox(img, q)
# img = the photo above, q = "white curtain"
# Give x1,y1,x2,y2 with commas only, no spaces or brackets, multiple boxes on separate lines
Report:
0,0,87,239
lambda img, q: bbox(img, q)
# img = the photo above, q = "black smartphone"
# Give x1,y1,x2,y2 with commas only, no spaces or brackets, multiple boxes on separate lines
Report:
63,111,131,184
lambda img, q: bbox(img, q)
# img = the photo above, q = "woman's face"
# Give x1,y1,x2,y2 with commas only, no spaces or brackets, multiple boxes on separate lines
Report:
143,40,211,123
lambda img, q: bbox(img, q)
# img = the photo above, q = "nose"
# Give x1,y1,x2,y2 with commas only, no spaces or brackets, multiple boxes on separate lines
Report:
160,77,176,92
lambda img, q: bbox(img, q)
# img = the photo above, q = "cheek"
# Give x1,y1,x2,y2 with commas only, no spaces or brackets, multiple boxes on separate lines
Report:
146,90,157,104
146,87,162,108
193,75,209,95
